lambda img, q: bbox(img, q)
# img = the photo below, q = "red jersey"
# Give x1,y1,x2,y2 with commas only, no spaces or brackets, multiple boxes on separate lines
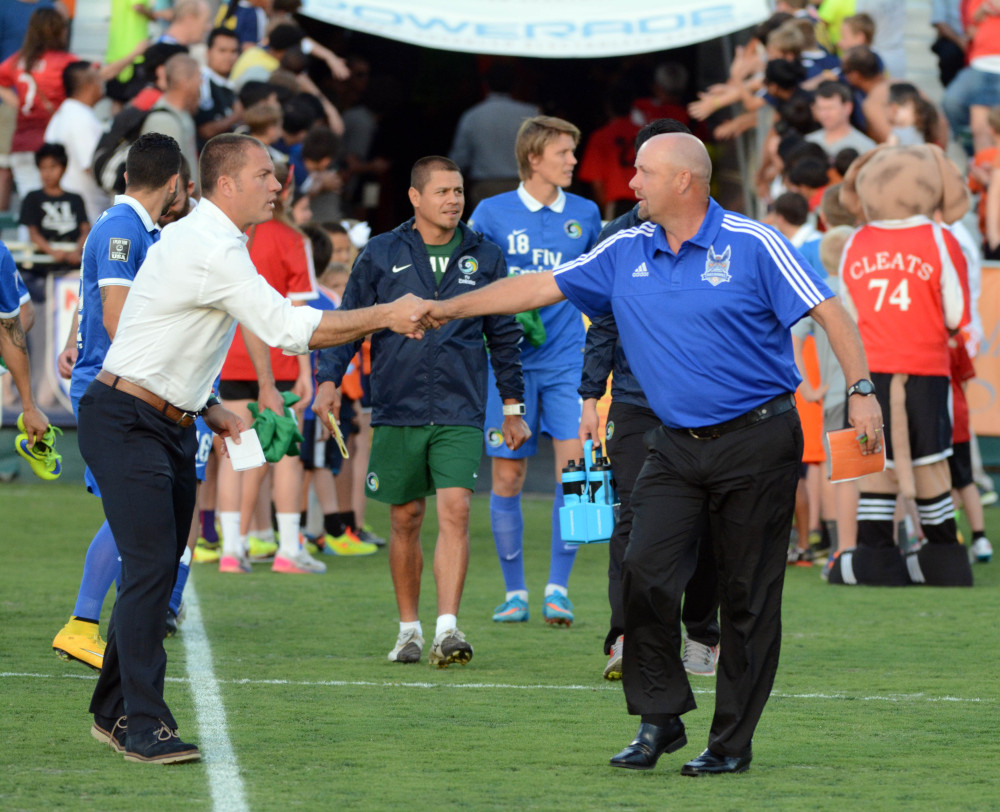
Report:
221,219,317,382
949,339,976,444
578,116,641,205
840,218,969,376
0,49,78,152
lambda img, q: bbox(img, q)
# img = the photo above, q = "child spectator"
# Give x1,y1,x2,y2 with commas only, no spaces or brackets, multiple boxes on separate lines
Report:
786,156,831,210
885,84,940,145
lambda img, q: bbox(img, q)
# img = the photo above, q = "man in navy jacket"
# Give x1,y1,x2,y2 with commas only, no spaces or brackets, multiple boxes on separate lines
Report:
313,155,529,668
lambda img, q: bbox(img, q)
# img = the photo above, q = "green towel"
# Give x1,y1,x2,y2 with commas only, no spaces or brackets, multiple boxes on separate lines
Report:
515,309,546,348
247,391,304,463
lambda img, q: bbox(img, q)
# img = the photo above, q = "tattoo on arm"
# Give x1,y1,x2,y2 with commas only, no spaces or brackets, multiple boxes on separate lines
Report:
100,287,109,305
0,317,28,355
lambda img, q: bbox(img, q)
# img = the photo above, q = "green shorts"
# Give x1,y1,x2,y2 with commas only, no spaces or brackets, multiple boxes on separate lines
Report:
366,425,483,504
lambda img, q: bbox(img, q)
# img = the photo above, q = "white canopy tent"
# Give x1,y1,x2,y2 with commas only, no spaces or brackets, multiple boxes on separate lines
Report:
299,0,770,58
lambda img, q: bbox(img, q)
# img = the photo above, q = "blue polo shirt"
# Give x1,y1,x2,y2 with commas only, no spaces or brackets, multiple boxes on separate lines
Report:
553,198,832,428
0,242,28,318
71,196,159,404
470,185,601,371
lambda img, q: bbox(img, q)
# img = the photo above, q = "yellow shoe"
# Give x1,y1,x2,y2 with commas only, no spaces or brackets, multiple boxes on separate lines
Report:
52,617,104,671
193,538,221,564
248,535,278,561
322,529,378,556
15,413,63,480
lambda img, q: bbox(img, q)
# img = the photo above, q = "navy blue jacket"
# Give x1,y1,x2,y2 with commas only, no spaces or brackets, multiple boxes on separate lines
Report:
316,219,524,428
578,205,649,409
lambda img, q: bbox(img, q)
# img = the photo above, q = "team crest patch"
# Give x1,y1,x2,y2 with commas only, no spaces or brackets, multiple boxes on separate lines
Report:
366,472,379,491
458,256,478,274
701,245,732,286
108,238,131,262
487,428,504,448
606,421,615,441
564,220,583,239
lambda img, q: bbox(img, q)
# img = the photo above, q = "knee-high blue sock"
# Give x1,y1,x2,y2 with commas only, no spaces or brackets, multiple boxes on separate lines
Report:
547,485,577,589
72,521,120,621
169,547,192,614
491,492,526,592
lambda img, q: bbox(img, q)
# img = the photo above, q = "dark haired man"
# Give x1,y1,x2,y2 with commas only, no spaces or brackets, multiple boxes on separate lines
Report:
79,133,429,763
312,155,528,667
195,27,243,149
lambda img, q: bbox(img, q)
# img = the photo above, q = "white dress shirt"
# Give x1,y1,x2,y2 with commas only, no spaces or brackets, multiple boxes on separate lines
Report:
44,98,110,224
103,197,323,411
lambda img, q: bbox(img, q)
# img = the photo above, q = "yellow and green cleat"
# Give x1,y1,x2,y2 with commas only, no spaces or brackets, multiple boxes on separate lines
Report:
15,413,63,480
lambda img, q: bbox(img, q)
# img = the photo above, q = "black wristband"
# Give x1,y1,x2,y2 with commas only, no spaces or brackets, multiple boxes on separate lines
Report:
200,395,221,416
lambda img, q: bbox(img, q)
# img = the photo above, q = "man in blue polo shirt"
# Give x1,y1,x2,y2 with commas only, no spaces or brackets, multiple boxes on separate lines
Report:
419,133,883,777
51,134,182,672
469,115,601,627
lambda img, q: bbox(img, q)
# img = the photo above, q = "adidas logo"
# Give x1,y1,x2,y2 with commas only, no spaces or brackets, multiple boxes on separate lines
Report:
632,262,649,278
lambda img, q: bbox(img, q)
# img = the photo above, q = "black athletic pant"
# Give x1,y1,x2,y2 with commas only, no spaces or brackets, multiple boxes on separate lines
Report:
621,409,802,756
604,401,719,654
78,381,197,735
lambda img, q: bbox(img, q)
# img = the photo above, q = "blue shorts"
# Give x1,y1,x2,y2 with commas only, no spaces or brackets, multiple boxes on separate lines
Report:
194,416,212,482
484,364,582,459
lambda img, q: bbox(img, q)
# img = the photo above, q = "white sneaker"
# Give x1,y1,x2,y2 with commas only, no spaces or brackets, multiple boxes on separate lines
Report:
603,634,623,680
429,628,473,668
971,536,993,563
388,628,424,663
682,637,719,677
272,549,327,574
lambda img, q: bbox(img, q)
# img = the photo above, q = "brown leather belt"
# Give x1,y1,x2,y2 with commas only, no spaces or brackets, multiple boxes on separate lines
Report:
96,369,196,427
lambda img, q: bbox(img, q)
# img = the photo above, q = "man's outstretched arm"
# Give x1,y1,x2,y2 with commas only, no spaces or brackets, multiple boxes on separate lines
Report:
424,272,564,327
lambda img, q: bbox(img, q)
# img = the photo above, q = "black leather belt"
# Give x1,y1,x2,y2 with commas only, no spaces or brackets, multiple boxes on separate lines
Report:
681,393,796,440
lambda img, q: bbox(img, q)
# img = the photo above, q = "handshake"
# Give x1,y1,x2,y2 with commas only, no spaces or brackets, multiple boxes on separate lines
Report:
385,293,452,339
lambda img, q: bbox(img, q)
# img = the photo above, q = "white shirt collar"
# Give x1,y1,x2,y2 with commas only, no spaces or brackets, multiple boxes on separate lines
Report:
196,196,249,243
517,182,566,214
113,194,160,233
202,65,234,89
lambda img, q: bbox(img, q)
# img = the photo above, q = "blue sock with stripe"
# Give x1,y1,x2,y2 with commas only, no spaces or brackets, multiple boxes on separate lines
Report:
547,484,577,589
73,521,120,621
490,492,526,592
169,547,192,615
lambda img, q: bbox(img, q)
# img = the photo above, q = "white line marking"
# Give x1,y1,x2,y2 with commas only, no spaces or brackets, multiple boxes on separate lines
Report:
180,581,249,812
3,671,989,704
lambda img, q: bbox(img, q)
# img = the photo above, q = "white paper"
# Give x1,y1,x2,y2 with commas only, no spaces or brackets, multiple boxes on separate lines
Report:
224,429,267,471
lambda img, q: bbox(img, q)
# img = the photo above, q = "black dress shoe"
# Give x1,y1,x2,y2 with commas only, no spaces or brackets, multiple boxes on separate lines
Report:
609,719,687,770
680,746,752,776
124,722,201,764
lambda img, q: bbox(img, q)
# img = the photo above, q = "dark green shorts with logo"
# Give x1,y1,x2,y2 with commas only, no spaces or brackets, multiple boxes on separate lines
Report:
365,425,483,504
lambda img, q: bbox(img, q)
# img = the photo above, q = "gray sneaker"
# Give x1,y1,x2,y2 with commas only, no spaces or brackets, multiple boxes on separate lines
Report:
603,634,623,681
682,637,719,677
429,628,473,668
388,628,424,663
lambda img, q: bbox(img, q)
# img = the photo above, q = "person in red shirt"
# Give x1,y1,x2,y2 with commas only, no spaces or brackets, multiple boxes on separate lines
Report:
577,88,641,220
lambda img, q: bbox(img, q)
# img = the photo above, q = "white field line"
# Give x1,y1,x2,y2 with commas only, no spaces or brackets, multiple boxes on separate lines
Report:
180,581,249,812
2,670,989,705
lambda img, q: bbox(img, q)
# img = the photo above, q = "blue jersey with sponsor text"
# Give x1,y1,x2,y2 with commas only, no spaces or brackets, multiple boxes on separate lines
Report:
70,196,159,402
470,185,601,371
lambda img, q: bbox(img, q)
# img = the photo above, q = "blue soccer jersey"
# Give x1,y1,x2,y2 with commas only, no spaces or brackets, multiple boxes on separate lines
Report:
470,185,601,371
70,196,159,403
0,241,26,318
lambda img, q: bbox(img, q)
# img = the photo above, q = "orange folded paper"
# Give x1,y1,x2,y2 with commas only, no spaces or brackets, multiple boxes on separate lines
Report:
826,427,886,482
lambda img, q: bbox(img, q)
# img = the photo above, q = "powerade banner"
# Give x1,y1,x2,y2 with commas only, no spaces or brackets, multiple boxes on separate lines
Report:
300,0,770,57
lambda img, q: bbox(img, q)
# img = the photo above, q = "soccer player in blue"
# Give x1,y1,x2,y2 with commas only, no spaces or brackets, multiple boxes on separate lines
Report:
469,116,601,626
51,134,183,670
1,243,49,445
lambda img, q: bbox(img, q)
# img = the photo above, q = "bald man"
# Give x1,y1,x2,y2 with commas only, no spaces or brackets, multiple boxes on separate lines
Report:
420,133,882,776
141,54,202,192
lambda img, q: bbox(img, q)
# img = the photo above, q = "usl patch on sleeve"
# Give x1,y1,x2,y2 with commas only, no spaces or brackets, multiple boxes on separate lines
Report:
108,238,131,262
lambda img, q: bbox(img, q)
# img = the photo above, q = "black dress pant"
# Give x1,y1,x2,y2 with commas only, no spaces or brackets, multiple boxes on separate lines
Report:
621,409,802,756
77,381,197,735
604,401,719,654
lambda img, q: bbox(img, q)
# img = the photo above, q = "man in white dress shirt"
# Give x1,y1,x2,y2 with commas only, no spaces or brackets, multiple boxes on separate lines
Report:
78,133,429,765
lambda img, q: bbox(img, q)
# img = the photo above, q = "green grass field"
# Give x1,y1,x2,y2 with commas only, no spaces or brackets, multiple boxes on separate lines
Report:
2,483,998,811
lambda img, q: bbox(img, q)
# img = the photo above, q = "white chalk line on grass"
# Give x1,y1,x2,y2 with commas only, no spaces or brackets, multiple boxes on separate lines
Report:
180,580,249,812
2,670,989,705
